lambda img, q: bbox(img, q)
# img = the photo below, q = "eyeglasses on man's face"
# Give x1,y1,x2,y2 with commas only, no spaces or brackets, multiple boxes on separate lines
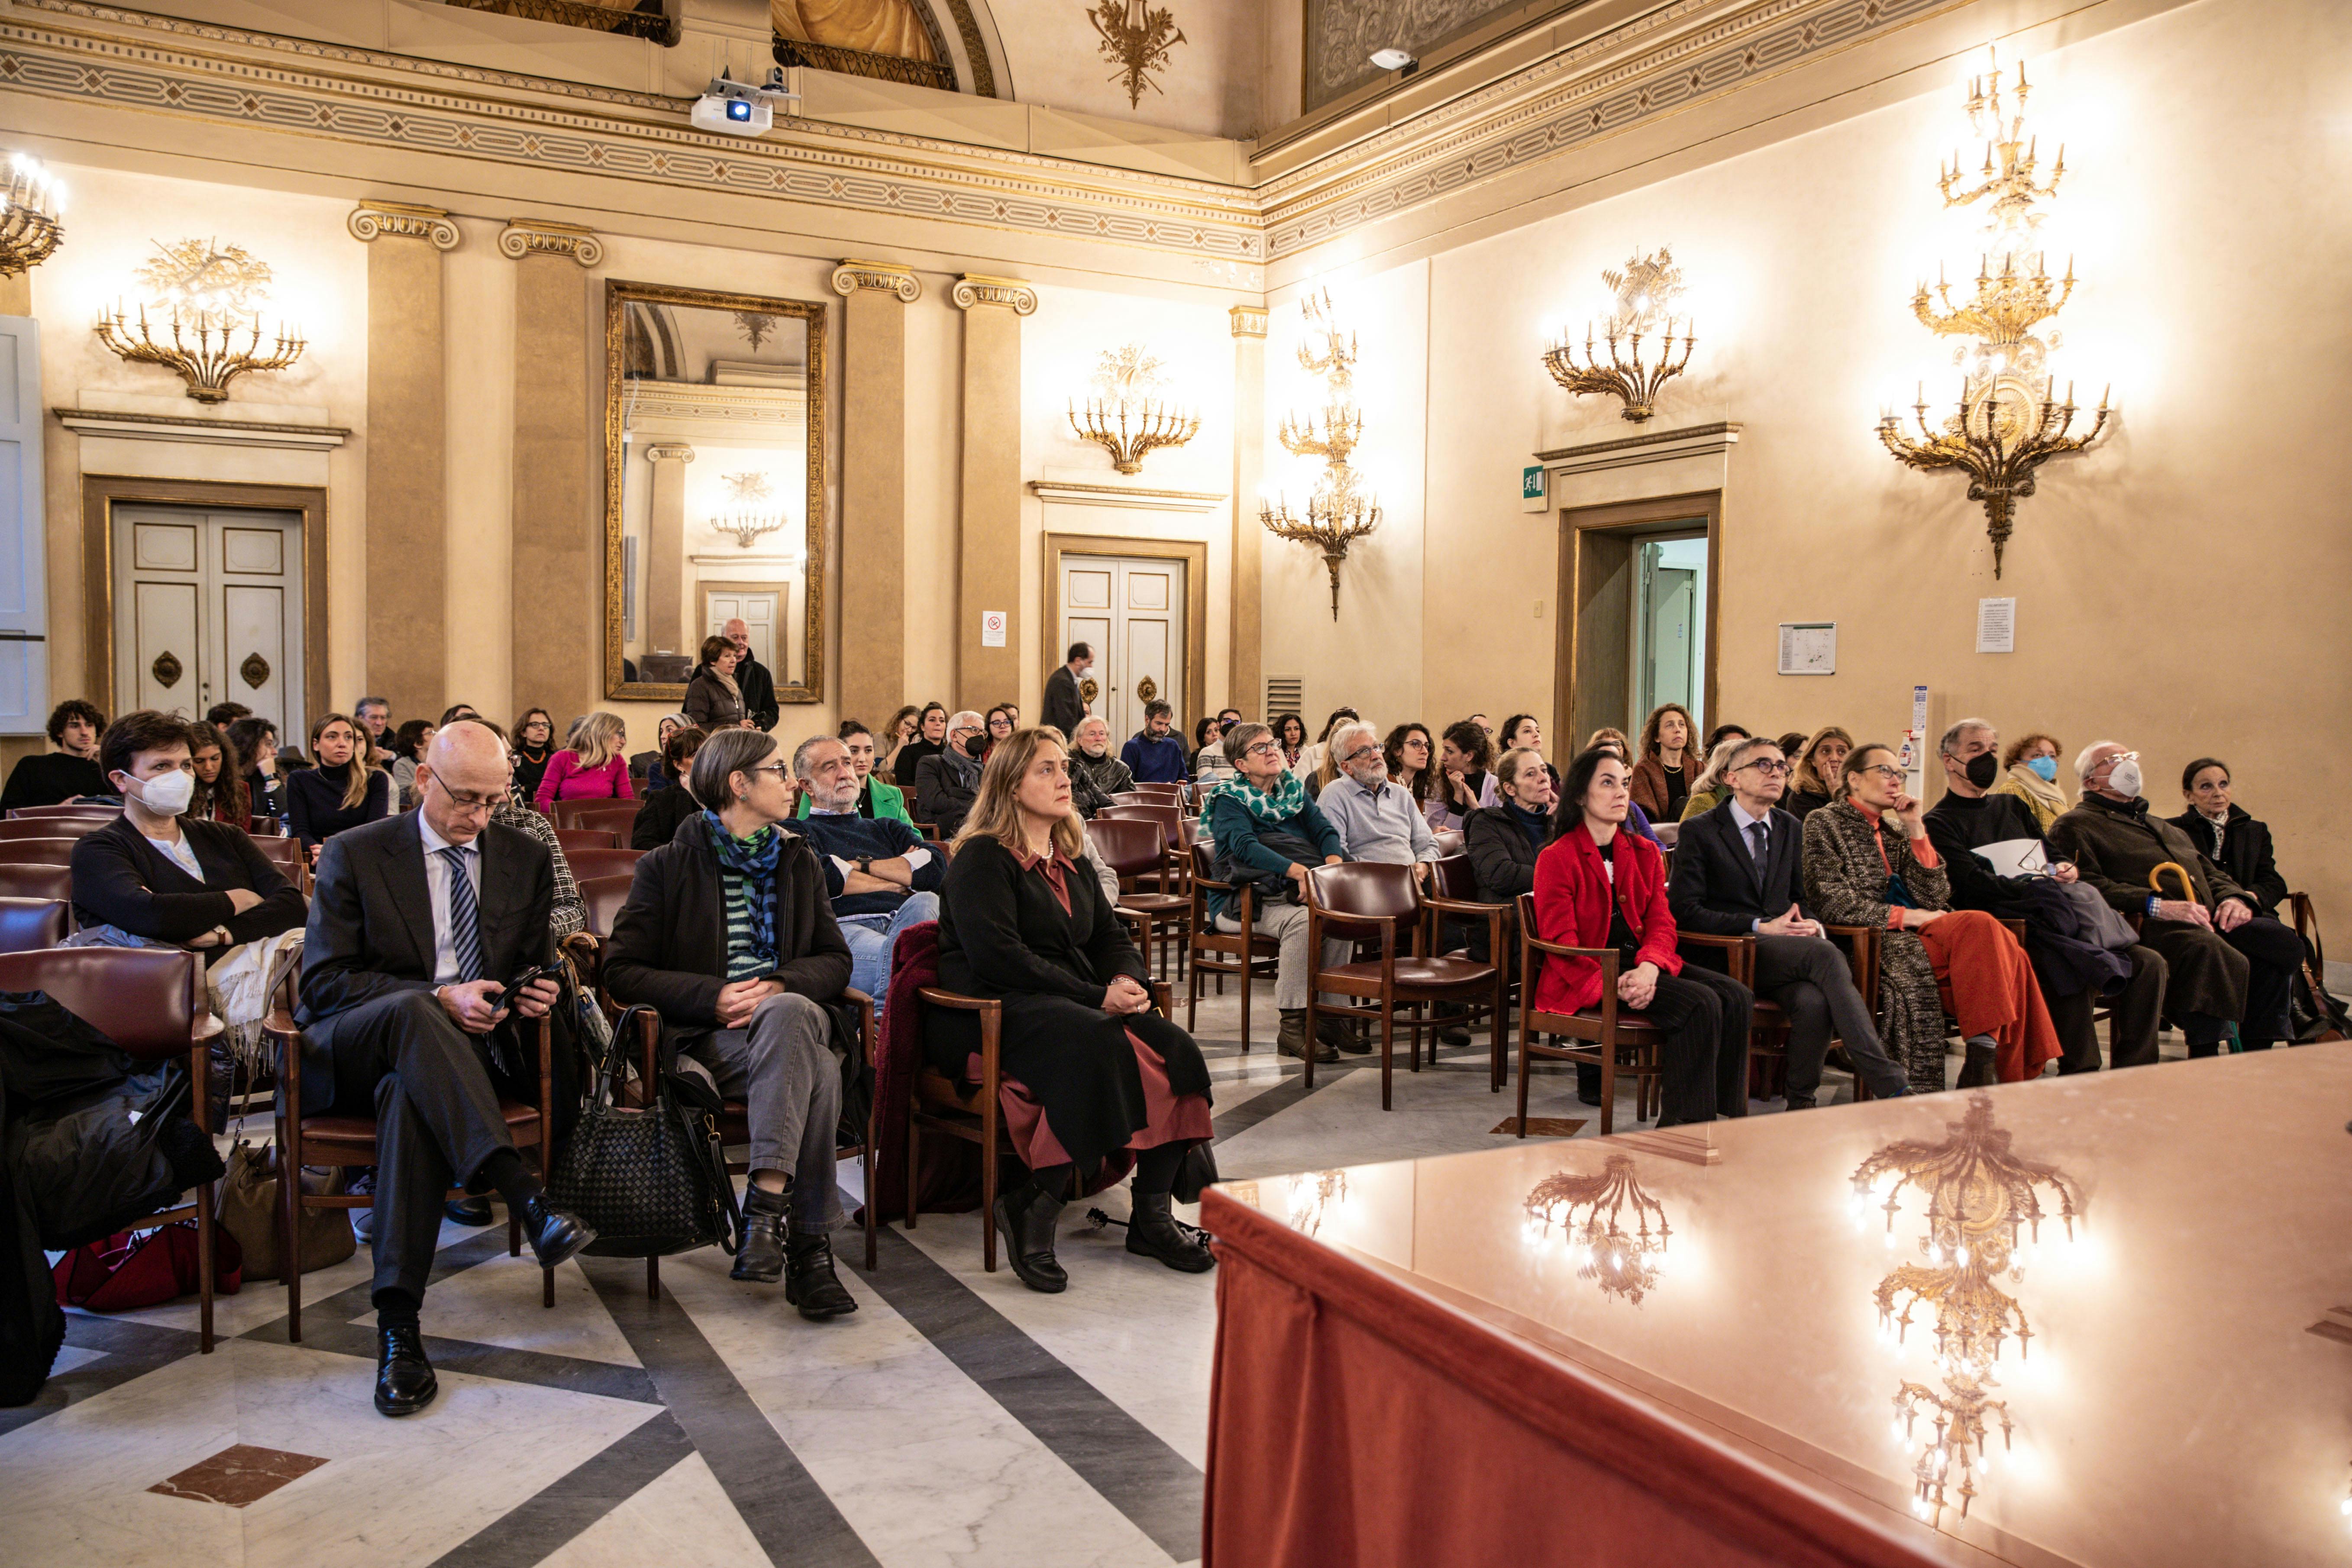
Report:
1340,744,1381,765
1860,763,1906,783
1736,758,1790,776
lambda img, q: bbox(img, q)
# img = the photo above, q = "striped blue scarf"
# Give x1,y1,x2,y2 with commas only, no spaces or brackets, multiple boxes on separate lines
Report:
704,811,782,972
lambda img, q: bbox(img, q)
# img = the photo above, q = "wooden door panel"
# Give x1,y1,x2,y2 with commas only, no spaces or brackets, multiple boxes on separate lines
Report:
221,582,287,734
131,580,200,716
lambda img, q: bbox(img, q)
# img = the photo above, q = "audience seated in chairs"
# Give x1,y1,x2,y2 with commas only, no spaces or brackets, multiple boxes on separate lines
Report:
1992,731,2069,832
510,708,557,804
916,710,988,838
1193,716,1237,783
2050,740,2304,1057
2169,756,2289,916
633,726,709,850
185,720,247,827
1803,744,2061,1093
1383,723,1446,830
926,726,1214,1295
1120,701,1189,786
893,702,948,788
1532,746,1753,1125
1926,720,2165,1074
2,699,107,811
1669,735,1909,1107
293,722,593,1417
288,712,393,863
790,733,942,1018
1783,725,1853,820
795,720,912,825
1629,702,1696,823
537,712,635,815
602,727,859,1319
1066,715,1134,817
229,716,288,822
1201,722,1354,1064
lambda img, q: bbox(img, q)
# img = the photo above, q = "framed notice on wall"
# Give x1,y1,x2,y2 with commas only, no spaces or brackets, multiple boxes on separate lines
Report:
1778,622,1835,675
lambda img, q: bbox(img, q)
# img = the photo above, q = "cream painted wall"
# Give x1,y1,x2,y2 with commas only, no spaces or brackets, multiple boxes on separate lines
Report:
902,278,964,718
442,219,517,723
986,0,1265,139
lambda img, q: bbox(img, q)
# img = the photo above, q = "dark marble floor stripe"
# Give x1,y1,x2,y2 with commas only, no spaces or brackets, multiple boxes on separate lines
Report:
865,1227,1202,1562
425,1409,694,1568
581,1257,879,1568
1211,1062,1357,1145
236,1309,662,1403
0,1317,202,1435
232,1225,523,1343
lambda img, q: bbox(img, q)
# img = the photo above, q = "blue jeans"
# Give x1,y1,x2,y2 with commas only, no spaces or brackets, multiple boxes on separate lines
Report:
839,892,940,1017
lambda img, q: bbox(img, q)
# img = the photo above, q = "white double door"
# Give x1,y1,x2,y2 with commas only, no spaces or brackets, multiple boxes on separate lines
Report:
113,505,305,736
1058,553,1184,743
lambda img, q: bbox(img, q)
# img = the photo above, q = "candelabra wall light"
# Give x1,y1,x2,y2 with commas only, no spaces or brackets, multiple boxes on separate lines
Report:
713,470,787,549
1850,1092,2081,1529
1878,52,2109,577
1541,249,1696,423
95,237,306,403
1523,1154,1671,1304
1260,287,1380,620
0,152,64,278
1087,0,1186,109
1069,343,1199,475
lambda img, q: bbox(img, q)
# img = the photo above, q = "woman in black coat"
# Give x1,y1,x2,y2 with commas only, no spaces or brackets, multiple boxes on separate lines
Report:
2170,757,2290,915
630,726,708,850
1464,746,1558,963
928,726,1215,1294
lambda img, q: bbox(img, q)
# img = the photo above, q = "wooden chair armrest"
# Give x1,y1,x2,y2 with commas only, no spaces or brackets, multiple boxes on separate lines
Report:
1420,894,1509,918
1523,935,1617,961
1150,980,1172,1013
2000,916,2027,941
1675,930,1750,950
561,931,599,959
191,1012,226,1042
915,987,1001,1014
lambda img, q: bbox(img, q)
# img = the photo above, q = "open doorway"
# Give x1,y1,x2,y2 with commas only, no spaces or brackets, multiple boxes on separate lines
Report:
1630,533,1708,739
1554,491,1719,755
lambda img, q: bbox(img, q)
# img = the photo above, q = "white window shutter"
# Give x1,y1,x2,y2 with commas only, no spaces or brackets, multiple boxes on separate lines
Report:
0,315,46,735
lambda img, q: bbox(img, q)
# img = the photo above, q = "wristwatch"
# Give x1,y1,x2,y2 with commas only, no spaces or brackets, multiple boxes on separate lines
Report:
856,856,873,875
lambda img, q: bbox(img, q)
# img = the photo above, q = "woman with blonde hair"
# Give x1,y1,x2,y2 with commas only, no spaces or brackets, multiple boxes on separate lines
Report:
1993,731,2068,831
932,727,1215,1293
288,711,391,860
535,710,635,813
1785,724,1853,820
1676,734,1750,821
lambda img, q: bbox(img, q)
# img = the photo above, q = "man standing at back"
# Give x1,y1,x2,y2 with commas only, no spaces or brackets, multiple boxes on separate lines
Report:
1043,642,1092,739
723,618,780,733
295,721,594,1418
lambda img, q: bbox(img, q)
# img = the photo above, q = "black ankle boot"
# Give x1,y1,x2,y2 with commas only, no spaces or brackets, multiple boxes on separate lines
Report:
993,1179,1067,1293
784,1232,858,1320
1956,1039,1999,1089
733,1183,788,1283
1125,1190,1215,1273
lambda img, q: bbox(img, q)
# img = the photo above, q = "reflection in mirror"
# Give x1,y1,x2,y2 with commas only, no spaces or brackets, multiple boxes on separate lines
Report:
604,282,826,703
1522,1153,1671,1304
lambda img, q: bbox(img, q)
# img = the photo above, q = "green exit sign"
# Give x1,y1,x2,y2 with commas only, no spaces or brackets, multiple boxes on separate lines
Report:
1522,465,1547,512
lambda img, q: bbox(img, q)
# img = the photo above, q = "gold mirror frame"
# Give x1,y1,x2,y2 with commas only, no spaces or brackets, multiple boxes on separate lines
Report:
601,279,829,704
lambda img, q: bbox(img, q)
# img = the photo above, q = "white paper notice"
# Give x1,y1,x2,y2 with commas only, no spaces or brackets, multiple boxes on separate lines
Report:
1972,837,2048,878
1977,597,2016,654
980,609,1007,648
1778,622,1835,675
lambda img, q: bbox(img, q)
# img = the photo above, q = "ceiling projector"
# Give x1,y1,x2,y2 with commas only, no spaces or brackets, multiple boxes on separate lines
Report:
691,68,797,135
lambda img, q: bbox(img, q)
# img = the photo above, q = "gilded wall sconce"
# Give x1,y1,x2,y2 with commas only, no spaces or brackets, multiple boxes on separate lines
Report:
713,470,788,550
1069,343,1199,475
1524,1154,1670,1304
1087,0,1186,109
95,237,306,403
1260,288,1380,620
1851,1092,2081,1528
0,152,64,278
1541,248,1696,422
1877,52,2109,577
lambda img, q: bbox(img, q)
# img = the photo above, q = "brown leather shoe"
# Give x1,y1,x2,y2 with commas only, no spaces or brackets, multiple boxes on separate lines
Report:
1277,1009,1336,1062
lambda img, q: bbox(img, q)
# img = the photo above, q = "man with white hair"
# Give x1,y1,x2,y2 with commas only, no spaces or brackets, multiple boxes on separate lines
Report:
914,709,987,837
1066,713,1134,817
2049,739,2304,1056
720,617,779,732
790,733,941,1012
1315,720,1439,884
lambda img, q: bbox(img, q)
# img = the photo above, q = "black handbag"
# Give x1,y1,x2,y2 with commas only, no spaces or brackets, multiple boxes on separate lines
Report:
545,1006,740,1258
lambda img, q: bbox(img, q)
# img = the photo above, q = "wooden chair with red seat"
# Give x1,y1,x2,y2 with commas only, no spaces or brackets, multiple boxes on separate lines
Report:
0,947,225,1347
1513,891,1669,1136
1088,816,1189,982
0,838,81,867
264,974,562,1340
0,861,72,906
1423,853,1515,1057
1431,828,1467,858
247,816,286,836
1303,863,1507,1110
0,896,70,952
553,827,620,856
10,802,122,820
565,847,646,884
1185,842,1279,1049
0,818,108,842
552,799,641,833
250,834,307,886
907,977,1172,1273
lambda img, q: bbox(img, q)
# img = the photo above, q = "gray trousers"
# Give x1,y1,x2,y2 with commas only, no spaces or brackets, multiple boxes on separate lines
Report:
1217,900,1353,1011
1751,934,1910,1104
687,991,842,1233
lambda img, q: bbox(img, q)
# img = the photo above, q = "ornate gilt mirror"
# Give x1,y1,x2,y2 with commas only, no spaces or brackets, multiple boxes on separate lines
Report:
603,281,827,703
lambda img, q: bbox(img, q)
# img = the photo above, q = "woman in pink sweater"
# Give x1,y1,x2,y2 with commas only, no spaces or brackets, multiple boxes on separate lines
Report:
536,711,636,813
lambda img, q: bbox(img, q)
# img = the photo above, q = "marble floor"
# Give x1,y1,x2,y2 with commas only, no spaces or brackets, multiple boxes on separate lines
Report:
4,976,2315,1568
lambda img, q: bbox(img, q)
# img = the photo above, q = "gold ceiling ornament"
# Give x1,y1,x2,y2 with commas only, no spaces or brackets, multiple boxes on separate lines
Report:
1523,1153,1671,1304
1541,248,1696,423
1088,0,1186,109
1878,51,2109,578
1069,343,1199,475
1850,1092,2082,1530
95,237,306,404
0,152,65,278
714,470,788,550
1260,287,1380,620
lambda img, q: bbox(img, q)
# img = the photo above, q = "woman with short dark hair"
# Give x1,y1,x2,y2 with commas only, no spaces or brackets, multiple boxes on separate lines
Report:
2169,757,2289,915
389,719,436,811
685,635,750,731
227,717,287,821
633,727,711,849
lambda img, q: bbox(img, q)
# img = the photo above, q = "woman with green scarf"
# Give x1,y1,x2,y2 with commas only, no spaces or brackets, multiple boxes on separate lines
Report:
1202,721,1357,1063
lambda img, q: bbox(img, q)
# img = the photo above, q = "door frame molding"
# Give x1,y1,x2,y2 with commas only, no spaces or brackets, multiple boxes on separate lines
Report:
1554,488,1720,753
1041,533,1207,731
83,475,329,728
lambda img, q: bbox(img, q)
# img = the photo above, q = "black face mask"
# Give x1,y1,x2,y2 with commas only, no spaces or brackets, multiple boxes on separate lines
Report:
1964,751,1999,789
961,734,986,758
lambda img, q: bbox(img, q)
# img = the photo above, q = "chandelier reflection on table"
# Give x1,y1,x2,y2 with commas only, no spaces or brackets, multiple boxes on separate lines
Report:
1523,1153,1670,1304
95,237,306,403
1260,288,1380,620
1540,248,1696,423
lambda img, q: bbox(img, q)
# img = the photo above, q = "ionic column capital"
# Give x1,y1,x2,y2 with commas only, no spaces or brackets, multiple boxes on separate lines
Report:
498,218,603,267
1229,305,1268,338
347,201,459,250
951,274,1037,316
831,260,921,302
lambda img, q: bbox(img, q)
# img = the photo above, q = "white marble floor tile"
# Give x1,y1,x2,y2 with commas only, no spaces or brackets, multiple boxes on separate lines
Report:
535,1452,768,1568
346,1249,640,1367
659,1245,1179,1568
48,1344,107,1377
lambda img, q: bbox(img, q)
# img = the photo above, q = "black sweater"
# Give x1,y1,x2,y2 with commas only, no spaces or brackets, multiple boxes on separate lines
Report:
1922,790,2045,915
69,814,306,958
286,763,391,851
935,835,1143,1007
631,785,702,850
2166,805,2289,914
0,752,105,812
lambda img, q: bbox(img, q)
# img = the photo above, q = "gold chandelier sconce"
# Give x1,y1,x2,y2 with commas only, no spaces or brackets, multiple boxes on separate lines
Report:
1850,1092,2081,1530
1069,343,1200,475
1260,288,1381,620
713,470,789,551
1541,248,1696,423
1878,52,2109,577
96,237,306,404
1087,0,1187,109
0,153,64,278
1523,1154,1671,1304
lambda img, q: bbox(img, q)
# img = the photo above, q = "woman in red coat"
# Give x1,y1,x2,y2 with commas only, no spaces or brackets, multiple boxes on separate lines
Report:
1532,746,1754,1126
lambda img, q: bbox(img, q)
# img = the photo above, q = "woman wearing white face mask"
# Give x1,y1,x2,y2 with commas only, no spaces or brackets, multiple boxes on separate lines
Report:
1990,730,2068,832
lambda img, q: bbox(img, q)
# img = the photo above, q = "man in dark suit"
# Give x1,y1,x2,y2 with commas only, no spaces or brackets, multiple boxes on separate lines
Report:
1668,736,1909,1108
1042,641,1091,739
915,709,987,837
722,618,780,733
296,721,593,1417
